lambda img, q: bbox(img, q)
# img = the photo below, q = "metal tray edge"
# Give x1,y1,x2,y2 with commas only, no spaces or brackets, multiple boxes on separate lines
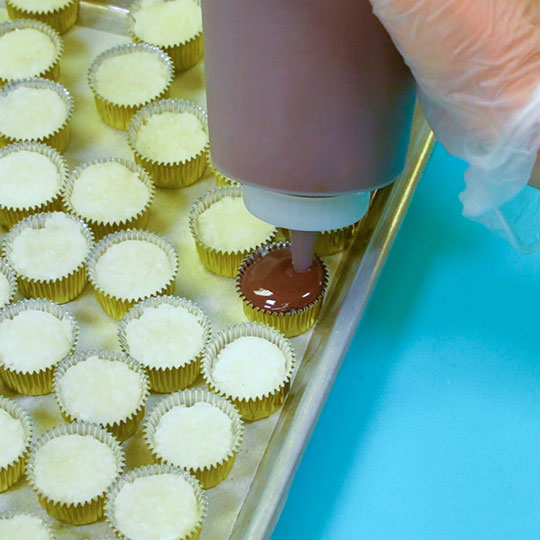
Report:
232,104,435,540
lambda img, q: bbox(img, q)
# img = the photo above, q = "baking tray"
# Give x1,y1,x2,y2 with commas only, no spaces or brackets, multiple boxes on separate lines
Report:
0,2,434,539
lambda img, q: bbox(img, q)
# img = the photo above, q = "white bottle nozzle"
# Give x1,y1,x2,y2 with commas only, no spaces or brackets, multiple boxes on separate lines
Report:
242,185,371,232
289,230,318,271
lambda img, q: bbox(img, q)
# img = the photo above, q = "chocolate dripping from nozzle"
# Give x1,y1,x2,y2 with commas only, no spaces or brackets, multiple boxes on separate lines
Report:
289,230,318,272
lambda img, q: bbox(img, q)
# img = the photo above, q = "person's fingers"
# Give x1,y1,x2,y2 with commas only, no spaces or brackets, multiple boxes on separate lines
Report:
371,0,540,120
372,0,540,250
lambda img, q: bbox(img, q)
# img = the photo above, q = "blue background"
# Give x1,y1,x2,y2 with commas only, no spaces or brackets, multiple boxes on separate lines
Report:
273,144,540,540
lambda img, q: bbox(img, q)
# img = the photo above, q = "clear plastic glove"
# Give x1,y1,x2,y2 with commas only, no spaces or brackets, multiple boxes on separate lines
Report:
371,0,540,250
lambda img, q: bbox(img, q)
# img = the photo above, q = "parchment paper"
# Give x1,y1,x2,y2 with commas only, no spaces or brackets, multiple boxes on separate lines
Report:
0,8,341,539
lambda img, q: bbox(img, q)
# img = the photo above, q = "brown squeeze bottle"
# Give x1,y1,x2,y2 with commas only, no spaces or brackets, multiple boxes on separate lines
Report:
202,0,414,269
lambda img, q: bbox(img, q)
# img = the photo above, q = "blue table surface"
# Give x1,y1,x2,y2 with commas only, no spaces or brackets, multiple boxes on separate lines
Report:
272,143,540,540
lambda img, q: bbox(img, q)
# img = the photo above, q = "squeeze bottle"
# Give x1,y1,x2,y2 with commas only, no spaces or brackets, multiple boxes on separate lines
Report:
201,0,415,268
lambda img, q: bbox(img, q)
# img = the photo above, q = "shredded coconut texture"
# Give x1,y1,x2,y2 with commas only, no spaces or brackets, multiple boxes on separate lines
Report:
0,150,61,209
153,402,233,469
0,87,67,140
0,409,25,468
0,515,52,540
114,474,199,540
9,213,89,280
95,239,173,300
0,310,73,372
8,0,71,11
126,304,205,368
70,162,150,223
34,434,118,504
198,197,274,252
213,336,287,399
135,111,207,164
0,29,57,80
58,355,144,424
95,51,169,106
133,0,202,47
0,272,11,306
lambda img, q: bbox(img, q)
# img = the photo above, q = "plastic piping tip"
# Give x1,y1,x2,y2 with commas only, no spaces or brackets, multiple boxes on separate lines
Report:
290,230,318,272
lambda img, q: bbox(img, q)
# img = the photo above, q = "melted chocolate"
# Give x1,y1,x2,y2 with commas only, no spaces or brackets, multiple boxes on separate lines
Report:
240,247,325,313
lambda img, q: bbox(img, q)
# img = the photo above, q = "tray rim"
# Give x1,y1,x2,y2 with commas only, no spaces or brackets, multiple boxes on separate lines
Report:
231,104,434,540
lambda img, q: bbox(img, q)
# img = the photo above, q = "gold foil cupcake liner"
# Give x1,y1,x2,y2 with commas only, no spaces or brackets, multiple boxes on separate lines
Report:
0,397,33,492
5,0,79,34
88,43,174,130
2,212,94,303
26,422,125,525
188,186,278,278
207,152,239,187
105,464,207,540
127,0,204,72
0,142,68,229
236,242,329,337
0,258,17,308
0,19,63,86
62,157,155,240
143,388,243,488
315,220,362,256
202,322,296,421
0,78,73,152
118,295,211,393
0,299,78,395
127,98,209,188
0,512,56,539
87,229,179,320
53,349,150,441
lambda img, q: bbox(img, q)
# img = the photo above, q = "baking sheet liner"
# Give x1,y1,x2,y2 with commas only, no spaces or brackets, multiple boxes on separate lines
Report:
0,8,341,538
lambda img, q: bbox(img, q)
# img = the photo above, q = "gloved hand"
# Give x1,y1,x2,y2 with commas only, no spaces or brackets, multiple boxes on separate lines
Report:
371,0,540,250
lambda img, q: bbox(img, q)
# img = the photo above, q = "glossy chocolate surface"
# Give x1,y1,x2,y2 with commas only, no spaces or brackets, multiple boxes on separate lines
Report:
240,247,325,313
